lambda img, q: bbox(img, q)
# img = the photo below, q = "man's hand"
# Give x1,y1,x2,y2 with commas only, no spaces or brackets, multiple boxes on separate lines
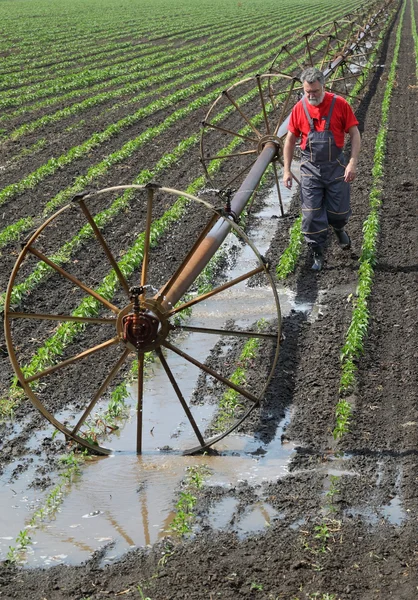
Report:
344,160,357,183
283,131,298,190
283,170,293,189
345,126,361,183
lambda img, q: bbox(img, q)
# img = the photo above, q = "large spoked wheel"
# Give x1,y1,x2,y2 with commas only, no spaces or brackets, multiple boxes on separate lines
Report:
200,73,301,217
4,186,281,456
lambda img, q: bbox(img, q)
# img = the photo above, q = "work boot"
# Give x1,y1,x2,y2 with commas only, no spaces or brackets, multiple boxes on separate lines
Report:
311,246,324,271
333,227,351,250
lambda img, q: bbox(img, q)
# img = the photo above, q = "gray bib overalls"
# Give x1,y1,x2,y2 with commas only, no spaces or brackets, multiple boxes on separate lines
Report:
300,95,351,247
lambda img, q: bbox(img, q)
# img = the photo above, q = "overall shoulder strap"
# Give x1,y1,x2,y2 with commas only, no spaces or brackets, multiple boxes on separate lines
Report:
301,96,315,131
324,94,337,130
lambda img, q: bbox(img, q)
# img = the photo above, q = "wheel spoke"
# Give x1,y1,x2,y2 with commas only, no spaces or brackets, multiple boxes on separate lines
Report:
222,89,262,138
7,311,116,325
155,348,205,447
162,340,259,403
137,353,144,453
305,34,314,66
140,187,154,294
71,348,131,435
202,121,259,144
272,162,285,217
167,265,265,317
256,75,270,134
274,78,298,136
77,198,130,298
24,336,121,384
173,324,278,340
27,245,120,314
319,38,333,70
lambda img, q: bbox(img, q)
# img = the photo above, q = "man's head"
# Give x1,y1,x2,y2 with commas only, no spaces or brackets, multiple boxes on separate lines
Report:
300,67,325,106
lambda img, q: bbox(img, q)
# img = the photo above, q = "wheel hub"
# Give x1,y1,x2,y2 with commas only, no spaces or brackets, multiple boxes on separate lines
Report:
121,286,160,351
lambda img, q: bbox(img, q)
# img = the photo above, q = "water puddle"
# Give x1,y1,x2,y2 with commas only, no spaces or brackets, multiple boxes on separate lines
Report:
208,497,238,530
344,495,407,527
234,502,278,538
0,172,360,566
381,495,407,525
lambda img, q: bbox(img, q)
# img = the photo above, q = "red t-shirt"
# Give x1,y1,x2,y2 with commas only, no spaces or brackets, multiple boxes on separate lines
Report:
288,92,359,149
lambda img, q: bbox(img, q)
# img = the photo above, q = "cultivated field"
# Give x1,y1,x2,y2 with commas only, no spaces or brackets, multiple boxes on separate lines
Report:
0,0,417,598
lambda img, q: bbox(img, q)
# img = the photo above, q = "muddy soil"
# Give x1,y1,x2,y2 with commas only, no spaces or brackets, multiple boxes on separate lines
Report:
1,1,418,599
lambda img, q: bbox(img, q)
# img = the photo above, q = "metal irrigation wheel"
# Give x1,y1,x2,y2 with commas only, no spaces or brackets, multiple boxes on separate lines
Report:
269,1,392,102
200,73,302,217
4,185,281,456
269,15,362,79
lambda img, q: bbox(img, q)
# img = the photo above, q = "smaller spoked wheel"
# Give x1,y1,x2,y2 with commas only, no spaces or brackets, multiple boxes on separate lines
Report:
200,73,302,217
268,8,383,102
4,186,281,455
269,17,358,78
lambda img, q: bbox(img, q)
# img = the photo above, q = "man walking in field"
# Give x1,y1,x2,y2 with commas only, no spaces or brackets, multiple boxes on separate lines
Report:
282,67,361,271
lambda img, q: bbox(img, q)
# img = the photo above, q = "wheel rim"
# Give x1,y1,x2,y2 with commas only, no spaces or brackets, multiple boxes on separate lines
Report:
4,185,281,455
200,73,301,217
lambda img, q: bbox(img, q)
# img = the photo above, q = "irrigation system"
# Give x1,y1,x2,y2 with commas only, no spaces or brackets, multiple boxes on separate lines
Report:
4,0,395,455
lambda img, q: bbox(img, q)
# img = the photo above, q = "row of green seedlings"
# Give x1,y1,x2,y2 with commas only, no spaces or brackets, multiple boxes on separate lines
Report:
123,464,212,598
6,451,85,564
0,13,280,115
211,318,269,433
0,4,313,111
300,474,342,579
168,464,212,536
333,0,405,439
275,7,396,283
411,0,418,70
0,21,340,249
0,10,290,97
3,16,309,141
